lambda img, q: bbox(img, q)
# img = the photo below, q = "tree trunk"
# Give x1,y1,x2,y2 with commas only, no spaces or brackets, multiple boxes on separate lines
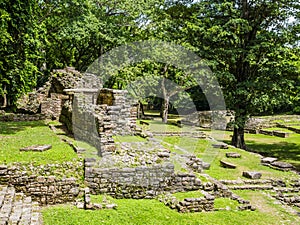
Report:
1,85,7,108
231,127,246,149
137,100,145,119
231,112,247,149
160,74,169,124
161,97,169,124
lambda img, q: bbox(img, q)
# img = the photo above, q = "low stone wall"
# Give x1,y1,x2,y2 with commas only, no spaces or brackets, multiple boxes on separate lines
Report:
0,162,83,205
176,195,214,213
151,131,206,138
277,124,300,134
0,113,45,122
183,110,233,130
85,160,202,199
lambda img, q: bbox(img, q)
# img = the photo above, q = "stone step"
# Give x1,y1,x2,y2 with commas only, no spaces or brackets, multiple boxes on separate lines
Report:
230,185,273,190
0,185,42,225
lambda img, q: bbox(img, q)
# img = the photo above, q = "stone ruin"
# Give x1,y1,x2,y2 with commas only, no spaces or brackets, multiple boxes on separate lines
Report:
16,67,138,156
1,67,300,224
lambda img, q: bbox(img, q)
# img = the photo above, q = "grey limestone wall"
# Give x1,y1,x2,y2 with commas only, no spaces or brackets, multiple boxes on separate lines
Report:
0,114,45,122
0,162,83,205
85,160,202,199
72,88,137,156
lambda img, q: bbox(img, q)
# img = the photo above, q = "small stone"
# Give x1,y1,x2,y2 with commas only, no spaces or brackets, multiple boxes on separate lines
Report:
76,202,85,209
226,152,241,158
92,203,103,210
242,171,262,179
261,157,278,164
202,162,211,170
105,203,117,209
220,160,236,169
271,161,294,170
213,143,228,149
20,145,52,152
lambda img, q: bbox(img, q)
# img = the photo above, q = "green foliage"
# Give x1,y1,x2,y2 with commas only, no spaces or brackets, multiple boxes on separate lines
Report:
0,0,45,107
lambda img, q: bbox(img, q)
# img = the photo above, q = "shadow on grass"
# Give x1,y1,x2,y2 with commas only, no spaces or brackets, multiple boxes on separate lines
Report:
246,140,300,170
0,121,45,135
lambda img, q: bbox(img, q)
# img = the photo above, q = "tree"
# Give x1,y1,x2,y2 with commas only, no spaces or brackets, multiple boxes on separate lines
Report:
0,0,45,108
42,0,158,74
178,0,300,149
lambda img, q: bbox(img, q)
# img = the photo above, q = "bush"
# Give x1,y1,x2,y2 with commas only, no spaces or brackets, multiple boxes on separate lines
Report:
293,106,300,114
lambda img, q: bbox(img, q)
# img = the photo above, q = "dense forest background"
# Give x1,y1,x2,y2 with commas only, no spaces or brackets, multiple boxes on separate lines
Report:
0,0,299,148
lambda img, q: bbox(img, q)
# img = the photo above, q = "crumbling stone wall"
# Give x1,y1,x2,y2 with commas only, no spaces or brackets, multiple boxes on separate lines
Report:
0,162,83,205
73,88,137,156
0,113,45,122
183,110,233,130
84,160,202,199
96,89,137,136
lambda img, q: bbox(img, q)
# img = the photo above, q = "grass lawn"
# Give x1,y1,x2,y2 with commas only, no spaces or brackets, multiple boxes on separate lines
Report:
156,135,298,181
0,121,78,165
42,191,300,225
222,130,300,170
2,116,299,224
138,119,199,133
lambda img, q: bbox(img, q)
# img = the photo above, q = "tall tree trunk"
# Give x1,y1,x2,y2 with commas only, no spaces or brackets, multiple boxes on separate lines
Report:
231,113,247,149
161,74,169,124
2,85,7,108
137,100,145,119
231,126,246,149
161,97,169,124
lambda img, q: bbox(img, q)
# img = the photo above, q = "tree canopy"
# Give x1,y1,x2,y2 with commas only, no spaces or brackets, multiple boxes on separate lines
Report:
0,0,299,149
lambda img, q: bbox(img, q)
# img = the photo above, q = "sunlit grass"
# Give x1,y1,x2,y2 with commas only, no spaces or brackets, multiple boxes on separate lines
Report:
42,194,300,225
0,121,78,165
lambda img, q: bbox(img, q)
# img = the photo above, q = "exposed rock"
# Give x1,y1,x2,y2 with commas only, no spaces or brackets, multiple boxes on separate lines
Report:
20,145,52,152
242,171,262,179
261,157,278,164
220,160,236,169
273,131,289,138
202,162,211,170
105,204,117,209
226,152,241,158
213,143,228,149
271,161,295,171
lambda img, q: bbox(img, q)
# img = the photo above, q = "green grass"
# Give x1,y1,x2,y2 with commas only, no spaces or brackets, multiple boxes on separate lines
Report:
90,194,115,204
156,136,209,155
0,121,78,165
205,146,297,180
138,119,198,133
214,198,240,210
42,196,299,225
291,125,300,129
222,131,300,170
263,127,292,132
154,135,298,181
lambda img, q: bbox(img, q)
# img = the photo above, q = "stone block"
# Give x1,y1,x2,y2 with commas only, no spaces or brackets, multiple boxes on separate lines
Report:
242,171,262,179
261,157,278,164
271,161,294,171
220,160,236,169
212,143,228,149
20,145,52,152
226,152,241,158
